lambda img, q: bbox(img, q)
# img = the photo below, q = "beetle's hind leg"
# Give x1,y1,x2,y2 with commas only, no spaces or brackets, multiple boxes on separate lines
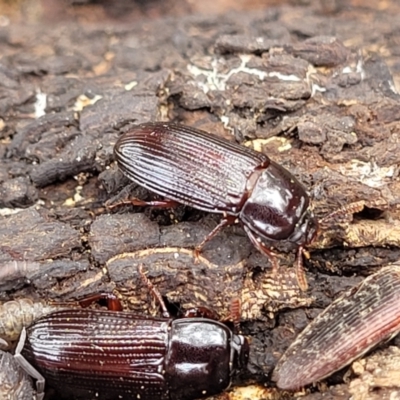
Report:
14,328,45,400
106,197,181,209
138,264,170,318
77,293,123,311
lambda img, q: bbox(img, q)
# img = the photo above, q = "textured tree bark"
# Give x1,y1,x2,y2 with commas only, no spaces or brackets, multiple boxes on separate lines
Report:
0,1,400,399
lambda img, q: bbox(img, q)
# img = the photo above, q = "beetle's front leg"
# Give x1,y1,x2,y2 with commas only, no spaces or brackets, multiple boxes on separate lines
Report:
14,328,45,400
243,226,310,291
194,215,237,258
182,306,220,320
242,225,279,273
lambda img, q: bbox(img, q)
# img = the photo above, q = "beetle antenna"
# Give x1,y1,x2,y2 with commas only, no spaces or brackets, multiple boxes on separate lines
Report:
296,246,308,292
230,298,241,334
319,201,366,225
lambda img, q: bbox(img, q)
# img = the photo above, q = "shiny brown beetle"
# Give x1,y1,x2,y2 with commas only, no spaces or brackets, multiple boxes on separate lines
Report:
113,122,319,290
0,295,110,349
14,267,249,400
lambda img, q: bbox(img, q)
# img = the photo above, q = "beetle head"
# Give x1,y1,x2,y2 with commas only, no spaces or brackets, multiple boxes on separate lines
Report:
288,209,319,247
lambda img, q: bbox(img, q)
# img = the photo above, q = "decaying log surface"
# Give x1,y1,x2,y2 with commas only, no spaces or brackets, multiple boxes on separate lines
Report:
1,1,400,399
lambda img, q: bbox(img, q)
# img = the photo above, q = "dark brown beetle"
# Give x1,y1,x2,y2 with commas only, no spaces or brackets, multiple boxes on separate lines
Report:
113,122,318,290
15,268,249,400
273,264,400,390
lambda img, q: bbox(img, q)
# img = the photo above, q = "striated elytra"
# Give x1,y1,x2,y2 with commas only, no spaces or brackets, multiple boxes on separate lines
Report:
114,122,318,289
14,280,248,400
20,309,248,400
273,265,400,390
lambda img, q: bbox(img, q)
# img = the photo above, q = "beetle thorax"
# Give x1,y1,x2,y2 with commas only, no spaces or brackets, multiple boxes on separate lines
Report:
240,161,311,243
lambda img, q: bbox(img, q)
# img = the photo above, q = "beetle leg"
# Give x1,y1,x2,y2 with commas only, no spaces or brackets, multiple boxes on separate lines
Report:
107,197,180,209
242,225,278,274
138,264,170,318
194,215,236,258
182,306,219,320
77,293,123,311
46,294,123,312
14,328,45,400
244,226,309,291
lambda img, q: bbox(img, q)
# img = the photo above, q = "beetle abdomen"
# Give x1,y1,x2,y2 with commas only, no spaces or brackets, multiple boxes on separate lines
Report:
22,310,170,400
114,122,269,213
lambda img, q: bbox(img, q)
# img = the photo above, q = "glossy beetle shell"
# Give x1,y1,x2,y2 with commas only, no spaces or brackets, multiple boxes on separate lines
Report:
21,309,248,400
273,264,400,390
115,122,269,212
114,122,317,249
240,160,312,242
